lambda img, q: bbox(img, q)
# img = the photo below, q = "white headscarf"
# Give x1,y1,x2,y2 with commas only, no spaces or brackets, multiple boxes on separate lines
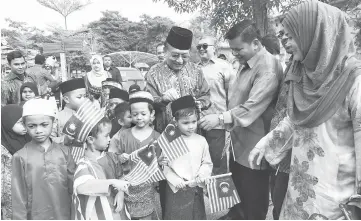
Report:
87,55,108,87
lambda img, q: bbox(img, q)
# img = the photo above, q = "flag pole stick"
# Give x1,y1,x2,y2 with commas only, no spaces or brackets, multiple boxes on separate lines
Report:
184,173,232,185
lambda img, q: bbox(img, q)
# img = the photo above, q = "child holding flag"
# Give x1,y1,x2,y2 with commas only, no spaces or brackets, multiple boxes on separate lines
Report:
163,95,213,220
12,99,76,220
65,103,130,220
109,88,160,220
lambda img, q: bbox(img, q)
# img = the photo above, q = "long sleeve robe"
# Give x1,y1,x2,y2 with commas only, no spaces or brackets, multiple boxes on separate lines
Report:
11,141,75,220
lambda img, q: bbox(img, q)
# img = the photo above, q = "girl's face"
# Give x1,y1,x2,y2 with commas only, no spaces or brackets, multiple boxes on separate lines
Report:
176,114,197,137
92,58,102,72
12,118,27,135
22,87,36,101
283,25,303,61
131,102,154,129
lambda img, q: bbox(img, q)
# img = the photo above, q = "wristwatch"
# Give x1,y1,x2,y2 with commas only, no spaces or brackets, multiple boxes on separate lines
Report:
218,114,224,126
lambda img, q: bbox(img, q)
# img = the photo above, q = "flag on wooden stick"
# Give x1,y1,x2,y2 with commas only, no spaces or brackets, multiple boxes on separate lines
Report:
207,173,240,213
157,122,189,162
123,143,165,186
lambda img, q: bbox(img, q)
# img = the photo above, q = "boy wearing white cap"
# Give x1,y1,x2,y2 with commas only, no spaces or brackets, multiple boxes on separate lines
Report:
11,98,76,220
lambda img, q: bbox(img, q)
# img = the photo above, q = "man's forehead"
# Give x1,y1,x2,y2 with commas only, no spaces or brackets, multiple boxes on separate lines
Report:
167,44,189,54
12,57,26,64
199,37,215,45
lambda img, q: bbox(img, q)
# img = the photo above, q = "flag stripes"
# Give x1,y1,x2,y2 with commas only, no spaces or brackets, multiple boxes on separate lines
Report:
157,130,189,162
207,176,241,214
76,100,104,142
123,146,165,186
71,146,86,164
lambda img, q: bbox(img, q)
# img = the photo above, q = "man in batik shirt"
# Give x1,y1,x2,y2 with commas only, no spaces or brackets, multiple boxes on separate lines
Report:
146,26,211,133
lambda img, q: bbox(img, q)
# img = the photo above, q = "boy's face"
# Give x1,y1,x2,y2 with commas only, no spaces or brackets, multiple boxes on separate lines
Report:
131,102,153,128
24,115,53,143
64,88,87,111
176,113,197,137
118,110,133,128
93,123,111,151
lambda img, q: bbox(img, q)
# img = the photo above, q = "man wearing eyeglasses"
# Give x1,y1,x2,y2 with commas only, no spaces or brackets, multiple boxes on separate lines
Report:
1,51,38,106
216,20,281,220
197,36,235,176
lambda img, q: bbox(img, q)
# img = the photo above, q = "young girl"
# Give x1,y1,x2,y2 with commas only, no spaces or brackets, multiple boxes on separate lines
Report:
19,82,39,105
109,89,160,220
1,104,31,220
163,95,213,220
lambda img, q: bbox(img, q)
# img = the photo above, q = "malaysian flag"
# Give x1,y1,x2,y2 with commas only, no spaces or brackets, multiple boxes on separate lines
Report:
156,121,189,162
207,174,241,213
123,143,165,186
63,100,105,163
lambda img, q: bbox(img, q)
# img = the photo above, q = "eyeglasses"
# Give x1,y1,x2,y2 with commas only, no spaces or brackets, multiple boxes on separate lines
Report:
196,44,214,50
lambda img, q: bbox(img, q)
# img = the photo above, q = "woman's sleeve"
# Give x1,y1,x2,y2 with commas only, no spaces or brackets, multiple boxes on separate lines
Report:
349,75,361,194
11,152,28,220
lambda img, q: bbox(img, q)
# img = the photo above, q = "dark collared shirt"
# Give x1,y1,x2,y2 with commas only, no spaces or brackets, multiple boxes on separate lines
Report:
1,71,37,105
223,47,282,169
104,66,122,83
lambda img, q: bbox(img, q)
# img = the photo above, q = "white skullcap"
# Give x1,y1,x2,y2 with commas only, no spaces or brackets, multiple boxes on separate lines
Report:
23,98,57,118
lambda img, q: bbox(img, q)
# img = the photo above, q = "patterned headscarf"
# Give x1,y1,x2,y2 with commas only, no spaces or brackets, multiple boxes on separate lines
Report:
87,55,108,88
283,0,361,128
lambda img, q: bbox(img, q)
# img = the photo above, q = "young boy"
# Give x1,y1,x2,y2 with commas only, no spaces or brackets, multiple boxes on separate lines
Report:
12,98,76,220
163,95,213,220
52,78,87,143
67,104,130,220
110,102,133,138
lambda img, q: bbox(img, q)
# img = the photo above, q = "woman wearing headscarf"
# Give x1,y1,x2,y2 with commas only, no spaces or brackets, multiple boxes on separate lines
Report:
19,82,39,106
84,55,111,107
248,0,361,219
1,105,31,219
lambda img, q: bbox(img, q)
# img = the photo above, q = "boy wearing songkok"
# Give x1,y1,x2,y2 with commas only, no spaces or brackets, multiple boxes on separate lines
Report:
12,98,76,220
63,102,130,220
162,95,213,220
52,78,87,143
108,88,160,219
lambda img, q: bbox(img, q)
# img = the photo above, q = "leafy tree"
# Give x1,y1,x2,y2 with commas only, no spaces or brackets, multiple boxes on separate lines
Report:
154,0,361,36
36,0,92,30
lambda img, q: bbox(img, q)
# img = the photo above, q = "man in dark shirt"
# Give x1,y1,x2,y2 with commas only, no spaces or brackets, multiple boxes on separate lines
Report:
1,51,37,106
103,55,122,83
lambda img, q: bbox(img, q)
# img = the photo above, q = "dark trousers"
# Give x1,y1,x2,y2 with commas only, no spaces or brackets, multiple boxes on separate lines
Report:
270,171,289,220
159,180,167,219
204,129,227,175
228,160,270,220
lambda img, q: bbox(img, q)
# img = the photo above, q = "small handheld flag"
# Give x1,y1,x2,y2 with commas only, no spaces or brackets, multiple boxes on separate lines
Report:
207,173,241,213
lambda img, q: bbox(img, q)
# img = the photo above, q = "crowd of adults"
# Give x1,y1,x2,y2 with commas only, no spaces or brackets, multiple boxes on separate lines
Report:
1,0,360,220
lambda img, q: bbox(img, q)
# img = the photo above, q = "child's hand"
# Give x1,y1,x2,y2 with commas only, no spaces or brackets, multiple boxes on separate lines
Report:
119,153,130,163
175,181,187,189
195,176,210,185
113,191,124,213
112,180,129,192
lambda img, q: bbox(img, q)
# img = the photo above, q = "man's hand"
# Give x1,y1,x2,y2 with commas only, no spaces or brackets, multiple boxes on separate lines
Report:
113,191,125,213
199,114,220,131
248,137,267,170
162,88,180,102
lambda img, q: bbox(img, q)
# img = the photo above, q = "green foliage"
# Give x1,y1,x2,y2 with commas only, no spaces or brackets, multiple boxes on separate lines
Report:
88,11,175,54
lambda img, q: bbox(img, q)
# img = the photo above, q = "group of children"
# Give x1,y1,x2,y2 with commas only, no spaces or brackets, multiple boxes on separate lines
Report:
2,76,214,220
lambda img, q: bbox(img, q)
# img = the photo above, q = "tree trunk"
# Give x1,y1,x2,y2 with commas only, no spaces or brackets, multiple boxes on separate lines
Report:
64,16,68,30
252,0,268,36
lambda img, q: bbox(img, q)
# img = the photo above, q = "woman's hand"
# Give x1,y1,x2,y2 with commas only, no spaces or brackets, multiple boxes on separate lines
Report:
111,180,130,192
248,137,267,170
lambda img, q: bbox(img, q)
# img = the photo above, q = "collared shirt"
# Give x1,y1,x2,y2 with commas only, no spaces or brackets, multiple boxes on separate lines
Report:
104,66,122,83
199,57,235,129
146,62,211,133
27,64,55,95
223,47,282,169
1,71,37,105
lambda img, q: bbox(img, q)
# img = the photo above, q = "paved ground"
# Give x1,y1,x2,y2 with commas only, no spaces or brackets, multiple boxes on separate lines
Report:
152,192,274,220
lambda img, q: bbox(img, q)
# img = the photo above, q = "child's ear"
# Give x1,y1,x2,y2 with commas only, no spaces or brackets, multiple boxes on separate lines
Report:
86,136,95,151
151,110,155,117
118,118,124,126
63,96,70,104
